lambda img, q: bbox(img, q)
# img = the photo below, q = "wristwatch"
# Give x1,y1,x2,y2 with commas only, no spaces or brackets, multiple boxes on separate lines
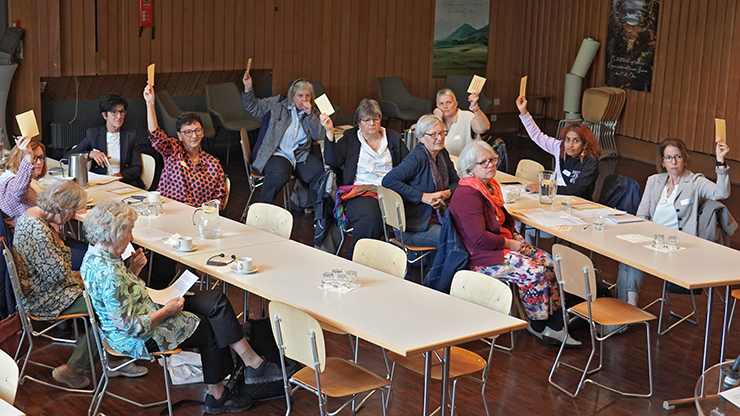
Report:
717,161,727,168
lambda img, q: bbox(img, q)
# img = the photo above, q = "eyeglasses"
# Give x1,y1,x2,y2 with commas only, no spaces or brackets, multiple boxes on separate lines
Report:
662,154,684,162
476,157,498,167
360,117,380,124
108,110,127,116
423,131,446,139
179,128,204,138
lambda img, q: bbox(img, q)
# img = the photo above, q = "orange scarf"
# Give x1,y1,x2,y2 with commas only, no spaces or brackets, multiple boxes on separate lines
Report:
459,176,512,238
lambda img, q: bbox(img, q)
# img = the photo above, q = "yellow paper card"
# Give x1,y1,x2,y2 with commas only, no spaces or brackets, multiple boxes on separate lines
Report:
16,110,39,138
147,63,155,87
552,225,572,232
314,94,335,116
715,118,726,143
246,58,252,73
519,76,528,98
467,75,486,94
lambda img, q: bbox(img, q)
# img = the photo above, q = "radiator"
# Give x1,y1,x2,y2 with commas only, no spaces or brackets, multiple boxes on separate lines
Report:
49,121,99,150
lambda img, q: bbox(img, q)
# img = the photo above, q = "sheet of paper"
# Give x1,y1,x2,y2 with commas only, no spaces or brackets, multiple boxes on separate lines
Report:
133,226,173,241
643,244,687,254
716,118,727,143
519,76,528,98
121,243,136,260
246,58,252,73
147,270,199,305
575,207,624,219
518,208,587,227
720,385,740,409
467,75,486,94
314,94,335,116
16,110,39,138
616,234,654,244
147,63,155,87
106,186,139,195
88,172,121,185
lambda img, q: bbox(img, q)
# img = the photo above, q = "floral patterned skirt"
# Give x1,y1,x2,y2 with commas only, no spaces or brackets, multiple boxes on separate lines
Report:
472,248,561,321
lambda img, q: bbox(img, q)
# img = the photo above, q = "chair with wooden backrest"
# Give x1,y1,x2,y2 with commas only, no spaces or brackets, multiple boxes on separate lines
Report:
0,348,18,405
515,159,545,184
140,153,156,191
549,244,655,398
83,291,180,416
239,129,291,221
269,301,391,416
1,240,97,394
385,271,512,415
322,239,408,362
223,176,231,210
376,186,436,278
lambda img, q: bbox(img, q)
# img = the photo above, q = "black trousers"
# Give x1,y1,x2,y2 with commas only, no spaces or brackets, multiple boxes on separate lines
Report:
147,290,243,384
259,154,324,212
344,195,385,259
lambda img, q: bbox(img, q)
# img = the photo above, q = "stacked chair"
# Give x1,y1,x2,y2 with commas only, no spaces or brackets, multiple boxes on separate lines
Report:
580,87,627,159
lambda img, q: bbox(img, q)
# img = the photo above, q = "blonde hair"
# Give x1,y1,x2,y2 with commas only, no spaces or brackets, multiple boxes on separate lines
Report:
6,140,47,177
36,180,87,215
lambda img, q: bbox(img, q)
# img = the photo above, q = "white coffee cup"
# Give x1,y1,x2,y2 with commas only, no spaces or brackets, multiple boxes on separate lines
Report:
502,188,512,203
236,257,253,272
174,236,193,250
148,191,161,203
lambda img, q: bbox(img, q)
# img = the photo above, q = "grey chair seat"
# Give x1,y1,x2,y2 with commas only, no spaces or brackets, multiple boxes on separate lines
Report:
376,76,431,123
205,82,263,132
155,90,216,137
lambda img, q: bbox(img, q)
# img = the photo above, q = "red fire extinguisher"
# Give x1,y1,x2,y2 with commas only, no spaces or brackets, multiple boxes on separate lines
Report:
139,0,154,38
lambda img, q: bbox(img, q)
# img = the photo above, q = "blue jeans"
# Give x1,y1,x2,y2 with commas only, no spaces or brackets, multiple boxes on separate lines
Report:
616,263,645,302
394,223,441,267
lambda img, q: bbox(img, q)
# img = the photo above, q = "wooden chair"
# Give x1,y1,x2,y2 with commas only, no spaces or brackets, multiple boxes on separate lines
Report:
1,240,97,394
514,159,544,184
269,301,391,416
377,185,436,278
0,349,18,404
140,153,156,191
385,271,512,415
549,244,655,398
83,291,180,416
239,128,291,221
223,176,231,210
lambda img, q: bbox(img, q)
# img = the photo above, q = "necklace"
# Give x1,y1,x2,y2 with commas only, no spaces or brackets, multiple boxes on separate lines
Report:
366,137,381,152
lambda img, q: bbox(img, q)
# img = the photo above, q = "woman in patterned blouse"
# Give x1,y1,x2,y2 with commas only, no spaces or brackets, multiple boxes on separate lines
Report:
13,180,148,389
81,201,282,414
143,83,226,207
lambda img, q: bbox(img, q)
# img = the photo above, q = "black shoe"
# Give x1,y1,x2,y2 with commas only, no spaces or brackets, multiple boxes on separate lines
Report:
203,389,253,415
244,360,283,385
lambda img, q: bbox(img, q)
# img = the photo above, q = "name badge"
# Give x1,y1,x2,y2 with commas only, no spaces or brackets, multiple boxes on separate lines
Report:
680,198,693,206
562,169,572,177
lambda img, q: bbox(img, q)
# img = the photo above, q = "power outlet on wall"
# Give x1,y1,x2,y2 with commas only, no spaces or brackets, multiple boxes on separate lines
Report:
490,114,497,122
493,98,500,106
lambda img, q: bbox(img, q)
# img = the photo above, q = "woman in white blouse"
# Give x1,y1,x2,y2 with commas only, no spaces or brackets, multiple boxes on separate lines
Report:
433,88,490,157
617,138,730,306
323,99,409,258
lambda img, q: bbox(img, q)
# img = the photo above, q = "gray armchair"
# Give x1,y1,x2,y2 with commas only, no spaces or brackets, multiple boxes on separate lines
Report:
155,90,216,138
205,82,263,164
444,75,492,113
376,76,431,127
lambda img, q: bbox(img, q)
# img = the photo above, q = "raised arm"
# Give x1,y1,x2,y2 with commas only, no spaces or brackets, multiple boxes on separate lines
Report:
468,93,490,134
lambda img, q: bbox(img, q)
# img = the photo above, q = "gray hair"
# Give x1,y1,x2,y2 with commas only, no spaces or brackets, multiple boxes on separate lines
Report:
457,140,497,178
415,114,445,139
84,201,138,246
354,99,382,126
436,88,456,102
36,180,87,215
286,78,315,106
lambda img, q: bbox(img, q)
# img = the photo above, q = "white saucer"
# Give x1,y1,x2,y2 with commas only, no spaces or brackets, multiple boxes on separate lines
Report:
172,244,198,252
231,265,258,274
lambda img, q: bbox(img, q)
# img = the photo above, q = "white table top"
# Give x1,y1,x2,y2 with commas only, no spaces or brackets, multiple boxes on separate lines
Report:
0,399,24,415
179,239,527,356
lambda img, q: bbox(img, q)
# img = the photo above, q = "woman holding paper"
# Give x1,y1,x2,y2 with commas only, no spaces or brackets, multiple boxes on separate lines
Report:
516,97,601,200
81,201,282,413
616,138,730,306
433,88,490,157
324,99,409,258
13,181,149,389
0,136,47,223
448,140,580,347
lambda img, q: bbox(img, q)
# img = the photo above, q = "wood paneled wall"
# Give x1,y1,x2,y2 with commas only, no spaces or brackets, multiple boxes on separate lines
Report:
12,0,740,160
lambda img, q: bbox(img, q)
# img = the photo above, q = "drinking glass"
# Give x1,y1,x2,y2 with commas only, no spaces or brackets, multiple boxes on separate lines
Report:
509,188,521,202
592,215,605,231
538,170,557,205
667,235,680,250
653,234,666,250
346,270,359,287
561,196,572,211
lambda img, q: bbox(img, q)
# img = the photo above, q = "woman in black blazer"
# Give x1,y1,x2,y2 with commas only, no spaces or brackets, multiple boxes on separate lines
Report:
323,99,409,258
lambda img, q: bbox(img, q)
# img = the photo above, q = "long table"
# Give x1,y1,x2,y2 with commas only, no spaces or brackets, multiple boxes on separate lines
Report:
74,178,527,416
497,171,740,407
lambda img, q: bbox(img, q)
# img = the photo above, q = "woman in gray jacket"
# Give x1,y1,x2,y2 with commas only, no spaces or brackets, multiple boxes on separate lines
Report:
617,138,730,306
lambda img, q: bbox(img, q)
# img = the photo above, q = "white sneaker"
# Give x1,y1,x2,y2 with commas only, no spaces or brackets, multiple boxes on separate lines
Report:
541,327,582,347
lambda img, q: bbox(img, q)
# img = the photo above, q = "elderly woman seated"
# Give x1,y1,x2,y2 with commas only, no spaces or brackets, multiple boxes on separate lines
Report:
448,141,580,347
324,99,409,258
81,200,282,414
0,136,47,223
13,180,148,388
433,88,490,157
382,114,459,262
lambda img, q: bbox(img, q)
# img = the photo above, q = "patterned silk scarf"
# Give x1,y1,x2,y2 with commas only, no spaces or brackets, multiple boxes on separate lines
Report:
420,143,450,223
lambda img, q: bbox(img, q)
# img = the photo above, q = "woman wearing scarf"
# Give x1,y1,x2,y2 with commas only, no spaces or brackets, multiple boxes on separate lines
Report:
448,141,580,347
324,99,409,259
382,114,459,264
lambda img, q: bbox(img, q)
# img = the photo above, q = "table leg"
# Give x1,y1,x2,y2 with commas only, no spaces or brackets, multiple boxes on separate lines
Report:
423,352,431,416
440,347,451,416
